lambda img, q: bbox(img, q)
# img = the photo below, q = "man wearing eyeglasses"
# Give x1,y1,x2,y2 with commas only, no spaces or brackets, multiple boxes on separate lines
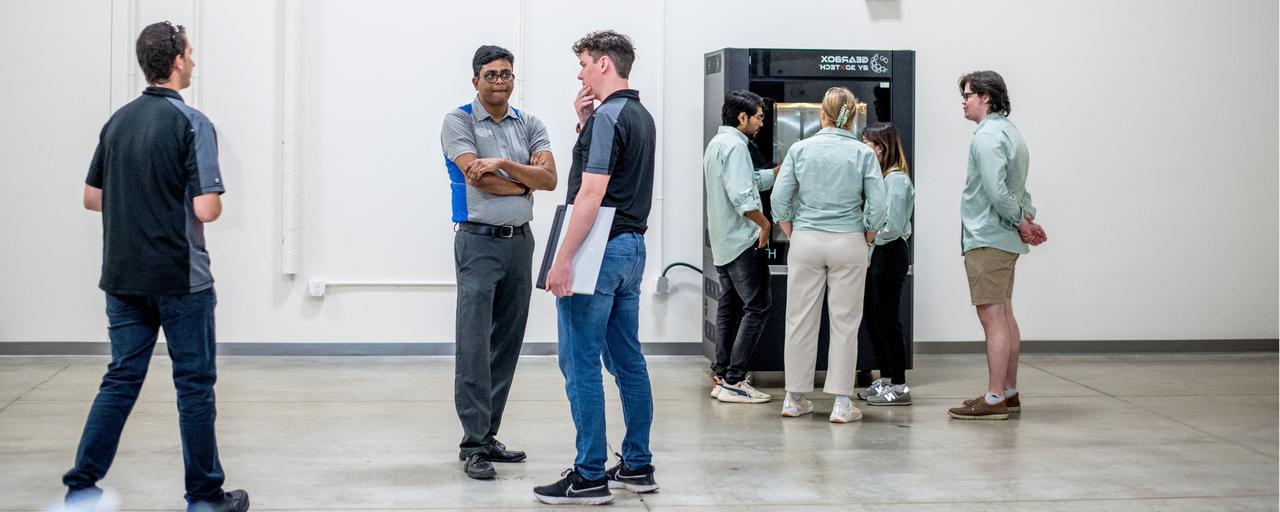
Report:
441,44,557,480
63,21,249,512
947,70,1047,421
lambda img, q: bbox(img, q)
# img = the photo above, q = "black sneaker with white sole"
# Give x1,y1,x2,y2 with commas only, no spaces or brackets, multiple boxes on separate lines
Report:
605,455,659,493
533,467,613,505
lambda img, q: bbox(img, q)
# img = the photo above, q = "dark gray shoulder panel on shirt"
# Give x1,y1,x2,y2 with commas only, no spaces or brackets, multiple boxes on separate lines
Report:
164,97,224,196
586,98,627,174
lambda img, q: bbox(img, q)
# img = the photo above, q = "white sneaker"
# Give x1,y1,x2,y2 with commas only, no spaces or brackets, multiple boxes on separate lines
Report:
709,376,722,398
716,381,771,403
780,396,814,417
857,378,892,400
830,400,863,423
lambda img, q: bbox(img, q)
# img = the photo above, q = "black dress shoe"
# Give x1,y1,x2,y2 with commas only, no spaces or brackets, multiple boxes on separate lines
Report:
484,440,527,463
464,453,496,479
187,489,250,512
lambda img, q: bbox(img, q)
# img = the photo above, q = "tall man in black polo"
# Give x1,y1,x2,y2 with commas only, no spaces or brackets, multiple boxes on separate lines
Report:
535,30,658,506
64,21,249,512
441,45,557,480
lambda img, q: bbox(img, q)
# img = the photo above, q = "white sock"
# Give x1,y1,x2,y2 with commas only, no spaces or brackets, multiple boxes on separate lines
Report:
786,391,804,402
834,395,852,408
984,393,1004,405
1004,387,1019,398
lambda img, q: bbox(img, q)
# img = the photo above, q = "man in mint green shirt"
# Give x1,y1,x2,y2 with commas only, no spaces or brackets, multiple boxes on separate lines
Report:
947,71,1047,421
703,90,777,404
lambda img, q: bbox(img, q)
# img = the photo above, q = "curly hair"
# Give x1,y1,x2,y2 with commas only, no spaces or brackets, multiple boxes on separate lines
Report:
571,30,635,79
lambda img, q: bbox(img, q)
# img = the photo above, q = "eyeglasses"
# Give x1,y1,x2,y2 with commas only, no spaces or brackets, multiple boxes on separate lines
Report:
480,71,516,84
961,92,978,100
162,20,185,53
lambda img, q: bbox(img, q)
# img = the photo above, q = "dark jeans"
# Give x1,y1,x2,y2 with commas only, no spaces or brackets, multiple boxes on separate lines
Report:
713,245,771,385
63,288,225,504
865,238,910,384
556,233,652,480
453,227,534,456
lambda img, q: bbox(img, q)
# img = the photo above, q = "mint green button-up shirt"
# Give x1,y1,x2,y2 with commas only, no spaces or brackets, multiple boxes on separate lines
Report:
703,126,776,266
875,168,914,245
770,127,886,234
962,113,1036,255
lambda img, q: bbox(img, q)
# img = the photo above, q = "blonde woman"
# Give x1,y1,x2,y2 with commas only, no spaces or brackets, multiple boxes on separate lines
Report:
770,87,887,423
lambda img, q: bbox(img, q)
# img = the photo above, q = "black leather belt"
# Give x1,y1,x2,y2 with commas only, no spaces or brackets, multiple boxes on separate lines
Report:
456,222,529,238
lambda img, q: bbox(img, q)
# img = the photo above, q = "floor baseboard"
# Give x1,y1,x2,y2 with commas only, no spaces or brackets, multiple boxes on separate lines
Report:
0,339,1273,356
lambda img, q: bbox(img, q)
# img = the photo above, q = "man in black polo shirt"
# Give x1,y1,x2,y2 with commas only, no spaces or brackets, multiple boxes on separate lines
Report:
63,21,248,512
534,30,657,506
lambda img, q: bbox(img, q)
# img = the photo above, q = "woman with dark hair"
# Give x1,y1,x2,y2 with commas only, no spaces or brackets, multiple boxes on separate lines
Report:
858,123,916,405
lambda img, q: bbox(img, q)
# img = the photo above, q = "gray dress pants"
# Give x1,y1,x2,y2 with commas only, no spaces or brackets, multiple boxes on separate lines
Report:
453,226,534,456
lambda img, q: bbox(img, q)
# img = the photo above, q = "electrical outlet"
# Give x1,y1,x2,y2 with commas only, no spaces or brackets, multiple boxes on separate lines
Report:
307,279,326,297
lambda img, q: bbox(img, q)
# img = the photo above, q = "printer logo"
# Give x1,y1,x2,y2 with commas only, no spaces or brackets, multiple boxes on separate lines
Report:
816,52,890,75
870,53,889,74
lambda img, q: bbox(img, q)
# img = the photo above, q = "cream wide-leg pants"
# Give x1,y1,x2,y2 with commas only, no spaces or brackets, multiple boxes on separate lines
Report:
783,230,869,396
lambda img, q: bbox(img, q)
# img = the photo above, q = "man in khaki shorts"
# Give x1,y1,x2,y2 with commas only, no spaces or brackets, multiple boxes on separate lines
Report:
947,71,1046,420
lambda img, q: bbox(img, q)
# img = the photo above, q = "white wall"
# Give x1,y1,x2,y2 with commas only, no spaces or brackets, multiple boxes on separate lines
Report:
1,0,1276,344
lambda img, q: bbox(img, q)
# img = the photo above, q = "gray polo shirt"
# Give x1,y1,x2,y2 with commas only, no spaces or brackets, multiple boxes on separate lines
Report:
441,98,551,226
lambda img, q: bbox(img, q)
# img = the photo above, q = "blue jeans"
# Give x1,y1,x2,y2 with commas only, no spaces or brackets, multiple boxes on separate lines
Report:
556,233,653,480
63,288,226,504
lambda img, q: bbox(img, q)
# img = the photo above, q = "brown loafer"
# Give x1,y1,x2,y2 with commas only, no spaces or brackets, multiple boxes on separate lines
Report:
948,395,1009,420
963,394,1020,413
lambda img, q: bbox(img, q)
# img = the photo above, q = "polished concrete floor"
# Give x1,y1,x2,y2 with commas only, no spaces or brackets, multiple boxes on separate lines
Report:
0,353,1276,511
